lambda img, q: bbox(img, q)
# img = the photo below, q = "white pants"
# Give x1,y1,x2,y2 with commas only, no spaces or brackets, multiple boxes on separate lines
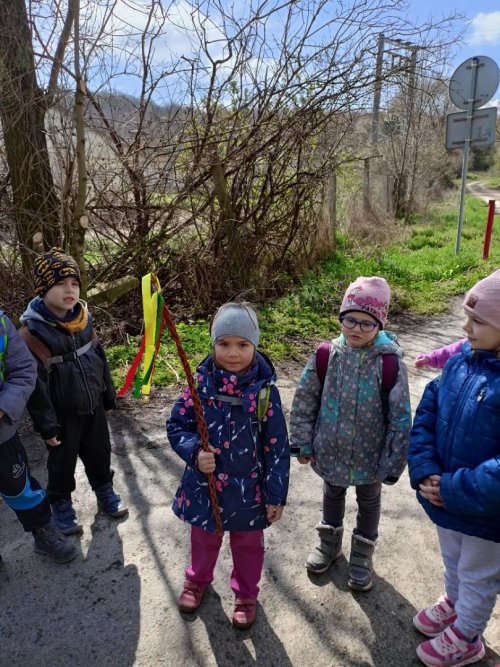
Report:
438,526,500,637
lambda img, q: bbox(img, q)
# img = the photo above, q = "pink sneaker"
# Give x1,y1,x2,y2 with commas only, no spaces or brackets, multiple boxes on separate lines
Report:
416,626,485,667
232,598,257,629
178,580,207,613
414,595,457,637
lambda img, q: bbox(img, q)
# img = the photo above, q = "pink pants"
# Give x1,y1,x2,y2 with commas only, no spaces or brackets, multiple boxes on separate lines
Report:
186,525,265,599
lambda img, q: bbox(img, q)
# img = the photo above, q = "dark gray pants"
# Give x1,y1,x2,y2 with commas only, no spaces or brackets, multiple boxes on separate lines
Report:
322,480,382,541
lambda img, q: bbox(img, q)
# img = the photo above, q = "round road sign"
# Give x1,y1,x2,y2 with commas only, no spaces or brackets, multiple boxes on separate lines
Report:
449,56,499,110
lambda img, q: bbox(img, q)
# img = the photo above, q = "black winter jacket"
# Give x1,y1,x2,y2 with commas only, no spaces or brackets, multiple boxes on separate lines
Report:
20,299,116,440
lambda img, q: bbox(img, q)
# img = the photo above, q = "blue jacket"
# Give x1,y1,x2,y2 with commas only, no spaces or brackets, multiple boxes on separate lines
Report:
167,351,290,532
0,311,37,444
408,342,500,543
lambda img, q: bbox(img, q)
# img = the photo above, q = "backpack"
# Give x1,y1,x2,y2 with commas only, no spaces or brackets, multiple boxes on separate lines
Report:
18,326,99,370
315,342,399,425
214,384,271,433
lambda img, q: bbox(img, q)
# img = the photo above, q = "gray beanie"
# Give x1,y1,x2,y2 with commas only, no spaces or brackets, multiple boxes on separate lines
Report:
210,303,260,347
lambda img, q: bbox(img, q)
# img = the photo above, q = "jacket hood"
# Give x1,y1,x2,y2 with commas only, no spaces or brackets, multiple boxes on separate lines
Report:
460,339,500,369
20,298,88,327
195,350,276,414
334,329,402,359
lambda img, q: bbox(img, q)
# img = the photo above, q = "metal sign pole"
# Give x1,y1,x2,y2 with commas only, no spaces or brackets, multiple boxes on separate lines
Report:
456,58,479,255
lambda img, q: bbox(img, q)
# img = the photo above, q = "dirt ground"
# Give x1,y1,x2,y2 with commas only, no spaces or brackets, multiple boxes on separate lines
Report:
1,298,499,667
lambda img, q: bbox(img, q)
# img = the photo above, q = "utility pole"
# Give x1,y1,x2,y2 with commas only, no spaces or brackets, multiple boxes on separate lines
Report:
369,34,420,215
371,33,385,145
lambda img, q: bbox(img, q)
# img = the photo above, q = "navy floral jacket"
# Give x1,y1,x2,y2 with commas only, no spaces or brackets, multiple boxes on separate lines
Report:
167,351,290,532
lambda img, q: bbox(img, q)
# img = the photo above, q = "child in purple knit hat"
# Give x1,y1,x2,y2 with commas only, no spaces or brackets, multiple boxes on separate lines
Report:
289,276,411,592
409,270,500,667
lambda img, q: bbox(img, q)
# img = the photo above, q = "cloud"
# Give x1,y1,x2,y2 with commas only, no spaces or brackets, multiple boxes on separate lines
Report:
469,12,500,45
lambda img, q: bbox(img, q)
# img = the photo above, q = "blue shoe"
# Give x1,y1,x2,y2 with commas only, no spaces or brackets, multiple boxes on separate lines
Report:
51,498,83,535
95,483,128,518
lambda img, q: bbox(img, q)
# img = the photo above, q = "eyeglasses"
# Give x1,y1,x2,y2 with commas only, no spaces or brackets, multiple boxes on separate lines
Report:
340,314,379,333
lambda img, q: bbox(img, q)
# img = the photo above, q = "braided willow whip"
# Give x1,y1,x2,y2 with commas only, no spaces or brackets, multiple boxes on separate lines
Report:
162,303,223,534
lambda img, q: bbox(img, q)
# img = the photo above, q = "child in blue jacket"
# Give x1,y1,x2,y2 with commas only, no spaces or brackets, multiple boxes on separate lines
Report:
0,310,76,563
409,270,500,667
167,303,289,629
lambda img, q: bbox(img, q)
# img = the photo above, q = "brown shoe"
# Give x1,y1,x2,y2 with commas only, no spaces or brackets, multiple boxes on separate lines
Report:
232,598,257,629
178,581,207,613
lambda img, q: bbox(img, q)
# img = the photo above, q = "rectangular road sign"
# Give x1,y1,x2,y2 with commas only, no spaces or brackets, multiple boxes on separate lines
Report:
445,106,497,150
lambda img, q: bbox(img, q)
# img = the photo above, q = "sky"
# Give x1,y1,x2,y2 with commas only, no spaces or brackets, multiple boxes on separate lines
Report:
405,1,500,105
34,0,500,107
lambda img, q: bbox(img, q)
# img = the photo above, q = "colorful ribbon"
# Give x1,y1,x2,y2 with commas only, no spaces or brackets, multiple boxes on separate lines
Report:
117,273,164,397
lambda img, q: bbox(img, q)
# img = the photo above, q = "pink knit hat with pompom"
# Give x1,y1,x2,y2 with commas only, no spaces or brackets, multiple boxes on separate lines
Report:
340,276,390,328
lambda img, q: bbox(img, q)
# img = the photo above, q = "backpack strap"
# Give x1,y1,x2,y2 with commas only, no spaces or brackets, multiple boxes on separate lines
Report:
381,353,399,426
45,341,93,368
214,385,271,431
315,341,331,387
257,385,271,431
18,326,52,368
19,326,99,371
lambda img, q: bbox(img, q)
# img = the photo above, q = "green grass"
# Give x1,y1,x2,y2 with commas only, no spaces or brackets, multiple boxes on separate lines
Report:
108,193,500,388
486,178,500,189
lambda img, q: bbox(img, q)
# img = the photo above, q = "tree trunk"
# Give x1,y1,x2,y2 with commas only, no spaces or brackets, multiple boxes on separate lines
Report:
0,0,60,274
70,1,89,297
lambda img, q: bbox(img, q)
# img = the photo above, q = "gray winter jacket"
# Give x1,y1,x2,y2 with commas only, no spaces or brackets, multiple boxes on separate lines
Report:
289,331,412,486
0,312,37,444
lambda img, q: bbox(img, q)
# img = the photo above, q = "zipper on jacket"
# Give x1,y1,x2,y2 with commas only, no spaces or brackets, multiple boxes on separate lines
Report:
73,335,95,413
443,361,475,469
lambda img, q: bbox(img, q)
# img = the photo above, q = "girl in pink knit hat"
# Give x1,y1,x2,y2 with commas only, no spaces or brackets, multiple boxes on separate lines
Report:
409,270,500,667
289,276,412,592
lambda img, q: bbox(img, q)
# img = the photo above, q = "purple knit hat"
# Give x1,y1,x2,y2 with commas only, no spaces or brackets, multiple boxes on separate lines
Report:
340,276,390,328
463,270,500,329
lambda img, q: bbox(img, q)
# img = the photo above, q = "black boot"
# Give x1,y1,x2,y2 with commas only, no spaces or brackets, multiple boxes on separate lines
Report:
33,520,78,563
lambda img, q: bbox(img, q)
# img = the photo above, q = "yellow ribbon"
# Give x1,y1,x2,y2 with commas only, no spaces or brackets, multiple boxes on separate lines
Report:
141,273,162,395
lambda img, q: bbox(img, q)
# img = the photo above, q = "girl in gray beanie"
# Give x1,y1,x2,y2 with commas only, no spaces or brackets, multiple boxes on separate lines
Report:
167,302,290,629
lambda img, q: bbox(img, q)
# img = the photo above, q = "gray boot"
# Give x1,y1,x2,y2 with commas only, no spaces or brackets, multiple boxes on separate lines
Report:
306,523,343,574
348,534,376,591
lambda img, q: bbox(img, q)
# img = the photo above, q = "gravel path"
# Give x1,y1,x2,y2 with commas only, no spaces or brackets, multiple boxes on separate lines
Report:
1,298,499,667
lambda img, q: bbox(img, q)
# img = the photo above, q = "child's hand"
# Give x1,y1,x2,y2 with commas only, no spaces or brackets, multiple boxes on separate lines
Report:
266,504,284,523
419,475,444,506
45,436,61,447
414,354,430,368
197,445,217,474
297,455,313,464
